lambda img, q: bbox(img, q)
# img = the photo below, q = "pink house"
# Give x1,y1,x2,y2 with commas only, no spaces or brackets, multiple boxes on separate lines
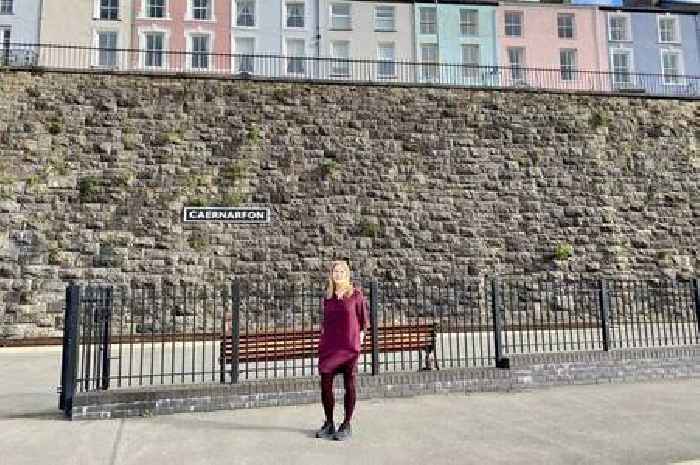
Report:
497,2,609,91
132,0,231,71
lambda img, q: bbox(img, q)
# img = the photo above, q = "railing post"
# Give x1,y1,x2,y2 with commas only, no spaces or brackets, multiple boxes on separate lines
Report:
100,287,113,390
370,280,379,376
230,280,240,384
491,278,509,368
59,284,80,418
693,278,700,341
598,279,611,351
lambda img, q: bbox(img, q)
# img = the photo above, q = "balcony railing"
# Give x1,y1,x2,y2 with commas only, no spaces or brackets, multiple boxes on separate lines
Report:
2,43,698,98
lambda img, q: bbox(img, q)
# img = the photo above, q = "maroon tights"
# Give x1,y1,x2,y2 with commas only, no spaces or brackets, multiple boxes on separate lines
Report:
320,362,357,424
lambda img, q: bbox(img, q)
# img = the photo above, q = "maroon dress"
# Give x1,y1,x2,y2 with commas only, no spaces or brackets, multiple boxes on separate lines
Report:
318,287,370,375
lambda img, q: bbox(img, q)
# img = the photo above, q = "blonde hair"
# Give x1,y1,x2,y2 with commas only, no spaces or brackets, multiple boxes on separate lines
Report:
325,260,354,300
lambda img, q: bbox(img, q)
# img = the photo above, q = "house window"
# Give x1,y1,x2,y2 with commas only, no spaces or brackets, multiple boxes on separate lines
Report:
611,49,632,85
331,40,350,76
377,43,395,78
99,0,119,20
331,3,351,30
560,49,577,81
658,16,679,43
144,32,165,67
190,34,209,69
420,43,438,80
192,0,211,20
461,44,480,79
507,46,525,82
505,12,522,37
0,0,13,14
286,2,305,28
97,31,118,67
235,37,254,73
236,0,255,27
661,50,682,84
420,7,436,35
558,14,574,39
375,6,394,31
0,28,10,66
146,0,166,18
286,38,305,73
460,10,478,37
609,15,629,41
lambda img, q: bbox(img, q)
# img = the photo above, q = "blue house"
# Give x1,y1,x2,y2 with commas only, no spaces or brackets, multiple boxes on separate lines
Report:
603,3,700,95
414,0,499,86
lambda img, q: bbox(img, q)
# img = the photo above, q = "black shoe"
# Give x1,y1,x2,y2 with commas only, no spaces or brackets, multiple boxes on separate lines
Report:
333,422,352,441
315,420,335,439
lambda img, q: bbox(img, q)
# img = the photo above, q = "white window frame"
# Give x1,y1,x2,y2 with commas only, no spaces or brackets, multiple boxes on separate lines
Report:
557,13,575,39
0,0,13,15
94,0,120,21
420,43,438,81
660,49,683,85
610,48,634,87
233,36,255,74
504,11,523,37
141,0,170,19
507,46,526,83
233,0,256,28
559,48,577,81
186,0,215,21
376,42,395,79
657,15,680,44
138,28,169,69
419,7,437,35
608,13,630,42
374,5,395,32
186,31,213,71
460,9,479,37
285,1,306,29
284,38,306,75
330,3,351,30
92,29,120,68
461,43,480,80
330,40,350,77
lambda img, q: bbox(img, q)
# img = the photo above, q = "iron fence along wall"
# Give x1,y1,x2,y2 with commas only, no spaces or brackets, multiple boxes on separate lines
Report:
5,43,700,98
59,277,700,415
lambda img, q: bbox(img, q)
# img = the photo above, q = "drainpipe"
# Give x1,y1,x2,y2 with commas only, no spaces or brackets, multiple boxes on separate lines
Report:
37,0,44,44
316,0,320,57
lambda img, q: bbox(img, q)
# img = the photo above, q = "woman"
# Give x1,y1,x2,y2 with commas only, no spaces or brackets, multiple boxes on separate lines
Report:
315,260,369,441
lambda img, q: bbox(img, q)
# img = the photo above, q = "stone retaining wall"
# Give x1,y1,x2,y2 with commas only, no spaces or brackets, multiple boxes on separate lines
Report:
0,70,698,338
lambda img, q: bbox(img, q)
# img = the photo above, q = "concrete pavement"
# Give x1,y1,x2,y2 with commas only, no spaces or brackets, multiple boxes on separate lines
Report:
1,346,700,465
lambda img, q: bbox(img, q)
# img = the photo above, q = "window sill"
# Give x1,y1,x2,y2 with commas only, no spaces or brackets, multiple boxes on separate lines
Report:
233,25,258,30
330,28,352,31
93,18,121,22
184,17,217,22
658,41,681,45
137,16,172,21
283,27,307,31
609,39,632,43
375,29,397,33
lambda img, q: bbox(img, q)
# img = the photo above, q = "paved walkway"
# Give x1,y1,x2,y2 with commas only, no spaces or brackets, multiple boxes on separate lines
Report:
1,347,700,465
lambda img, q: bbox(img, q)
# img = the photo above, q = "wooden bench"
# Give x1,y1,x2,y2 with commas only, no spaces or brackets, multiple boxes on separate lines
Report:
220,323,439,381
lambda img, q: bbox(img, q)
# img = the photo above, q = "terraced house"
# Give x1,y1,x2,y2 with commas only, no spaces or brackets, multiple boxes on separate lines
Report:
318,0,414,81
603,1,700,95
414,0,499,85
231,0,319,77
0,0,42,65
40,0,134,69
133,0,231,71
496,1,609,90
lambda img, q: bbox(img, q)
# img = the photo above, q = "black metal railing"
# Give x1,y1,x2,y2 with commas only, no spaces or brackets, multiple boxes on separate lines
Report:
59,277,700,415
5,43,699,98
